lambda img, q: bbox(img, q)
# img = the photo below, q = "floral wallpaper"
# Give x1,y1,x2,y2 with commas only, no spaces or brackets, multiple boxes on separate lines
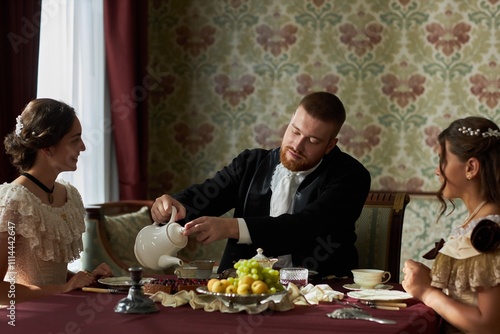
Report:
146,0,499,277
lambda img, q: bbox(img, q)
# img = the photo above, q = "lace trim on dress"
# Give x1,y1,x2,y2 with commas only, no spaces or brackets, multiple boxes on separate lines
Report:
0,180,85,263
449,214,500,238
431,215,500,294
431,249,500,294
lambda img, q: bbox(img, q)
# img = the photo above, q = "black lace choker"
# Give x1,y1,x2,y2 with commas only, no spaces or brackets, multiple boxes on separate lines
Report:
22,172,54,204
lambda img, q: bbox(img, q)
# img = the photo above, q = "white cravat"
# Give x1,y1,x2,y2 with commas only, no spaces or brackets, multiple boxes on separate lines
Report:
270,170,297,216
237,161,320,253
269,163,318,267
270,163,320,216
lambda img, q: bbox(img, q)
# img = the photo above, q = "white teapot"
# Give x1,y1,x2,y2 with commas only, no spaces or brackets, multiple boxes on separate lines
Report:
134,207,187,270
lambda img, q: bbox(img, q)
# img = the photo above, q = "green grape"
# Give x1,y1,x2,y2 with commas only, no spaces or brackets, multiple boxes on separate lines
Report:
233,259,285,293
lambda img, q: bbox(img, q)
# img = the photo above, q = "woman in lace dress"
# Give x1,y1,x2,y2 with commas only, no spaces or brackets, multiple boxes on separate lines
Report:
0,98,111,305
402,117,500,334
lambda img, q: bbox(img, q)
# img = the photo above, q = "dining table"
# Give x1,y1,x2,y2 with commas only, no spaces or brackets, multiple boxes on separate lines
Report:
1,277,440,334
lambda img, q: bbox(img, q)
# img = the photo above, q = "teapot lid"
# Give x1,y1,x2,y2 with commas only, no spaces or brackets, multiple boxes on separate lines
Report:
252,248,270,261
166,222,188,247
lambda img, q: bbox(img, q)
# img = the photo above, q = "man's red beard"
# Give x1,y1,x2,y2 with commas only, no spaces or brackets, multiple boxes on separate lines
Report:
280,146,308,171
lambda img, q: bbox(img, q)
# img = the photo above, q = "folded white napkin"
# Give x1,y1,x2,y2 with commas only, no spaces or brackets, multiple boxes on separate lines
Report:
149,283,344,313
287,283,344,305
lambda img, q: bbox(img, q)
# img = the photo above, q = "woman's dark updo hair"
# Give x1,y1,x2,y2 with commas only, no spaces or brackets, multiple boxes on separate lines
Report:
436,116,500,220
4,98,76,172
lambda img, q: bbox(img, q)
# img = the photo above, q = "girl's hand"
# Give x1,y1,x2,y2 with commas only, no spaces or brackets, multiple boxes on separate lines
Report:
64,270,94,292
401,259,432,300
92,263,113,280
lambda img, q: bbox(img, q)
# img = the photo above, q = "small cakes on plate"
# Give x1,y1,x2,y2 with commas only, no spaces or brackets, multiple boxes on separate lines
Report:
143,278,208,295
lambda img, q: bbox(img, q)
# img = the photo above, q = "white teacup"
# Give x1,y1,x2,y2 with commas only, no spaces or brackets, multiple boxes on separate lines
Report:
174,266,198,278
189,260,215,279
351,269,391,289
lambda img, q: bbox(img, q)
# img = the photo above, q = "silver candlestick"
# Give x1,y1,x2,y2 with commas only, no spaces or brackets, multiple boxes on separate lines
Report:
114,267,158,314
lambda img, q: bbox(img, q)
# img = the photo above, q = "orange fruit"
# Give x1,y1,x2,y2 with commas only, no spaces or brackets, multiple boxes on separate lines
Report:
207,278,219,292
237,283,252,295
251,280,268,294
225,285,237,294
238,275,254,286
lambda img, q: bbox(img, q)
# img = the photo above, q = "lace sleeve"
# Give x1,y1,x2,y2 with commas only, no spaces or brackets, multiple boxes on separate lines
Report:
0,182,85,263
0,183,24,233
431,249,500,293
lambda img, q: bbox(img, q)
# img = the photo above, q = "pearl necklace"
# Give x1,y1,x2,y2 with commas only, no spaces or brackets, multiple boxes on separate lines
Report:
460,200,487,228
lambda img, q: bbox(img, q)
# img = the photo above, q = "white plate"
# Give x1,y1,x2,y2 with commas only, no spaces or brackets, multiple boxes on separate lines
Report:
98,276,154,287
347,289,413,301
343,283,393,291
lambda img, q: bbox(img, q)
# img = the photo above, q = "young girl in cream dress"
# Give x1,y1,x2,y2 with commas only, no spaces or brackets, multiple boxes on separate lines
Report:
403,116,500,334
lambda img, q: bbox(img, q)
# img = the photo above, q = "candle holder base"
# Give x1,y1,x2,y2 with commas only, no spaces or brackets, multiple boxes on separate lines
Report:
114,267,158,314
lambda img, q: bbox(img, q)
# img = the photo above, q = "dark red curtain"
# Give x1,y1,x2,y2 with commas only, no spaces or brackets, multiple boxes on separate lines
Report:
0,1,41,183
104,0,149,199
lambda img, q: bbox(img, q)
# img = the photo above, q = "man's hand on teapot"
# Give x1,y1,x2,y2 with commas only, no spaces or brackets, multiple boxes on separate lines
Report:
152,195,186,222
184,217,239,244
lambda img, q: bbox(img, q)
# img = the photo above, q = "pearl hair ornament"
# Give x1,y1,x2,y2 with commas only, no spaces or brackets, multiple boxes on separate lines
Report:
458,126,500,138
15,115,23,136
14,114,36,137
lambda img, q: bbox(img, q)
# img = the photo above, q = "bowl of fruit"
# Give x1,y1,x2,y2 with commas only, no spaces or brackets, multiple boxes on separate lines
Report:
196,259,287,306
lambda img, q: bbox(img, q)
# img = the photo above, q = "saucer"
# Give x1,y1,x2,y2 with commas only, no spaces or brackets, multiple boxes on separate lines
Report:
343,283,393,291
347,289,412,301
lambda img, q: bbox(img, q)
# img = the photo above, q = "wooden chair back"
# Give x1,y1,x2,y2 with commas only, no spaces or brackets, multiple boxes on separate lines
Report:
82,200,154,275
354,192,410,282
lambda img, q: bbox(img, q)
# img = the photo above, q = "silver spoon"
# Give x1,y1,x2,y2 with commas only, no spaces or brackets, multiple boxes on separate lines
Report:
327,307,396,324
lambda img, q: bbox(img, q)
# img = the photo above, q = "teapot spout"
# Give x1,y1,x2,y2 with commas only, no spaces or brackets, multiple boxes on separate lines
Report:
158,255,183,269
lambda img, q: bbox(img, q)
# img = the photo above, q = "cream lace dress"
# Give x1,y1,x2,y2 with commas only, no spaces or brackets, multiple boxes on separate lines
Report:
431,214,500,333
0,180,85,286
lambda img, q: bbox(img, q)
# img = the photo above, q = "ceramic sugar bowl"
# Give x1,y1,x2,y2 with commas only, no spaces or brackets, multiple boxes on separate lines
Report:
252,248,278,269
134,207,187,270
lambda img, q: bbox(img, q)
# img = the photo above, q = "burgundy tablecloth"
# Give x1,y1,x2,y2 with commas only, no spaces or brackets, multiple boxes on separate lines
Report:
1,280,439,334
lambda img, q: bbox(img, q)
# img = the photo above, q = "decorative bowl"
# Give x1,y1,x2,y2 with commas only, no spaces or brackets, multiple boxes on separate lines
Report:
196,286,287,306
